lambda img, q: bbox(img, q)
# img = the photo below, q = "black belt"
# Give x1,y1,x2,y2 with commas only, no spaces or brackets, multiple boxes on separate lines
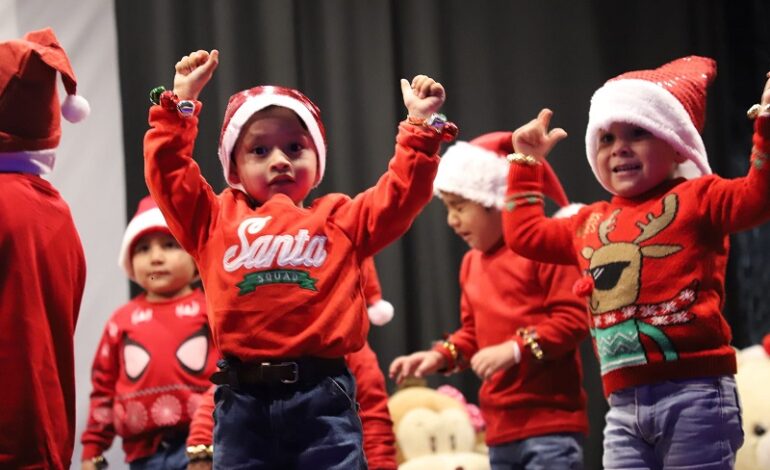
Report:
210,357,346,386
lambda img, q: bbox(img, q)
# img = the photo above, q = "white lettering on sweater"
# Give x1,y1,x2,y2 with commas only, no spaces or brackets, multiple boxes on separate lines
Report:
223,216,327,272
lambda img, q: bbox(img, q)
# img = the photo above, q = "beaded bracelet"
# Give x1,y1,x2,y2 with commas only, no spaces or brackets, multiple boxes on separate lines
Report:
506,153,540,166
186,444,214,462
87,455,108,469
149,86,196,118
406,113,459,141
746,103,770,120
516,327,544,360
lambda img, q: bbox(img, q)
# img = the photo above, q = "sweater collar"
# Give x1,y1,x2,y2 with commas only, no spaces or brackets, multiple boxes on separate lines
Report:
610,177,686,207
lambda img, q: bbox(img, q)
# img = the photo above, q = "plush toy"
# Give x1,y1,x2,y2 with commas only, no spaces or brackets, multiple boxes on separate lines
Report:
735,334,770,470
388,385,489,470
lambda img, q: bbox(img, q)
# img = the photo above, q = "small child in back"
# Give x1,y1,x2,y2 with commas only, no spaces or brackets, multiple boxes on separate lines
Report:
81,196,218,470
390,132,589,470
143,48,456,468
503,57,770,468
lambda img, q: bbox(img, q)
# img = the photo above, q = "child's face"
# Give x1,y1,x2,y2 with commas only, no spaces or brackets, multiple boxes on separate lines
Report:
440,192,503,253
132,231,197,302
595,122,685,198
230,107,318,206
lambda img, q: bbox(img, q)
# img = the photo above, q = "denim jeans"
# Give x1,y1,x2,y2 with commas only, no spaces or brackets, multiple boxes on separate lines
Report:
603,376,744,470
488,433,584,470
129,438,187,470
213,366,366,469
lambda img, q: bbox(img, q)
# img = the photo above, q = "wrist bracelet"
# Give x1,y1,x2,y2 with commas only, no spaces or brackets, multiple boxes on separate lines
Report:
516,327,544,360
149,86,196,118
88,455,108,469
506,153,540,166
186,444,214,462
406,113,459,141
747,103,770,120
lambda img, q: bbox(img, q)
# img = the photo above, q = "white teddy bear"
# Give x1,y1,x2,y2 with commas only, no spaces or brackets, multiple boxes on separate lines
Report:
735,334,770,470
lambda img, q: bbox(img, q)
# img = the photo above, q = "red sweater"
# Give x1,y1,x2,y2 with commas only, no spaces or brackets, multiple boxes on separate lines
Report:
187,342,397,469
433,244,589,445
503,116,770,396
0,175,86,470
81,289,218,463
144,104,441,361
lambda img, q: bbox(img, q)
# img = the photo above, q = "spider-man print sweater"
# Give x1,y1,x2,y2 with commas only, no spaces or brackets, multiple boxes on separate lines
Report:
144,104,442,361
81,289,218,462
502,116,770,396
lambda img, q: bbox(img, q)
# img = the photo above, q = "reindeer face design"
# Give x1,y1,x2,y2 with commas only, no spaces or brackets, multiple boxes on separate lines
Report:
581,194,682,314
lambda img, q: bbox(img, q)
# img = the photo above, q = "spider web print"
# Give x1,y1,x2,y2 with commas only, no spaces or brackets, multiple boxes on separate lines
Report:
186,392,204,419
151,394,182,426
92,406,113,424
124,401,148,434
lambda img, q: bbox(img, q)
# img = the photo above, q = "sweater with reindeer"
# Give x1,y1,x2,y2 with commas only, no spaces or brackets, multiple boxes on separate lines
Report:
502,116,770,396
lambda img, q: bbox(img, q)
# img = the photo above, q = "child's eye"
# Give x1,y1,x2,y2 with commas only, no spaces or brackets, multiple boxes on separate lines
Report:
599,133,614,145
631,127,651,138
133,244,150,254
251,146,268,156
287,142,305,154
164,240,180,249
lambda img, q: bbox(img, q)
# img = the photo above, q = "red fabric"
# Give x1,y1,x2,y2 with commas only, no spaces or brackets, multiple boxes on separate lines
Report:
503,115,770,397
433,244,589,445
144,104,441,361
187,343,397,469
0,175,86,469
361,257,383,305
81,289,218,463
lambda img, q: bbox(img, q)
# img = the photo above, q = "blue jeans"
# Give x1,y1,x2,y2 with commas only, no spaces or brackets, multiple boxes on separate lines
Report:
129,438,187,470
488,433,584,470
213,367,366,469
603,376,744,469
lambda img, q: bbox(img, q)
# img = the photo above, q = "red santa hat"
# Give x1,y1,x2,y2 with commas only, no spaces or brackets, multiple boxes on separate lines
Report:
218,85,326,192
585,56,716,193
0,28,90,174
361,257,394,326
118,196,171,281
434,131,571,210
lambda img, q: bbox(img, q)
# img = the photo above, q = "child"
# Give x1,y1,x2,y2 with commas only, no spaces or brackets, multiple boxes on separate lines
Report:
503,56,770,468
143,48,456,468
80,196,218,470
0,28,89,470
184,258,398,470
389,132,589,470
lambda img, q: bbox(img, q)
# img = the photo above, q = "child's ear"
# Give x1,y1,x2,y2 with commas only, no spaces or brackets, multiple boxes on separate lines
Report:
229,161,241,184
673,152,687,164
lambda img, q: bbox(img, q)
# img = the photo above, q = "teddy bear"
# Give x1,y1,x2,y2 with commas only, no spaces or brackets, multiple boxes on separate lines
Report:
388,385,490,470
735,334,770,470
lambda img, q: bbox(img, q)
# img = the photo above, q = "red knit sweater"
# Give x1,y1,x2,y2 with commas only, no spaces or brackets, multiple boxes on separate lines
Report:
187,342,397,469
81,289,218,463
503,116,770,396
144,105,441,361
433,244,589,445
0,175,86,470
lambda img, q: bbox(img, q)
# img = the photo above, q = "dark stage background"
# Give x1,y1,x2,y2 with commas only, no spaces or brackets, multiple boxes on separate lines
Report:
114,1,770,467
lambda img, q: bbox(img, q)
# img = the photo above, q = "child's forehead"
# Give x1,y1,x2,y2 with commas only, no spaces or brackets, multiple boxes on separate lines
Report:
439,191,475,206
133,229,174,244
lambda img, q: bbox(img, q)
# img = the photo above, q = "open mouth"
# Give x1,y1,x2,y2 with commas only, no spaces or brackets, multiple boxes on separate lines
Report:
612,163,642,173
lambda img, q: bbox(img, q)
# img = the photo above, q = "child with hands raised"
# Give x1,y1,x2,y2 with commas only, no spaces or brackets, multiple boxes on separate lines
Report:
144,48,456,469
503,57,770,469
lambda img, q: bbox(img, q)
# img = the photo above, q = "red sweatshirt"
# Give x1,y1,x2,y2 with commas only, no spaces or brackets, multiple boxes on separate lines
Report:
503,116,770,396
0,175,86,470
81,289,218,463
187,342,397,469
433,244,589,445
144,104,442,361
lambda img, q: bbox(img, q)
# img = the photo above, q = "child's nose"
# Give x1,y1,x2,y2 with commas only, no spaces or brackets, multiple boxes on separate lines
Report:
611,139,630,156
149,245,165,262
447,212,460,228
269,149,291,170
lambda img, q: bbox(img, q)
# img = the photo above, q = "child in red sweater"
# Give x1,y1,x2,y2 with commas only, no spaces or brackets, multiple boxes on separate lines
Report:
0,28,88,470
80,196,218,470
503,57,770,468
389,132,589,470
143,48,456,468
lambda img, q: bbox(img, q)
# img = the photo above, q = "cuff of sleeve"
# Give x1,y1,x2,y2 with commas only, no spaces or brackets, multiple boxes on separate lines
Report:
754,114,770,153
397,122,443,156
81,444,103,460
506,161,545,195
432,342,456,371
149,100,203,123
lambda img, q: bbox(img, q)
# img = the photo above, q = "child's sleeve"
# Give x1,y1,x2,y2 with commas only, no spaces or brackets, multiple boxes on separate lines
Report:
186,385,216,447
347,343,397,470
514,261,589,363
144,104,219,256
502,163,579,265
81,321,121,460
702,116,770,232
332,122,443,259
432,254,478,370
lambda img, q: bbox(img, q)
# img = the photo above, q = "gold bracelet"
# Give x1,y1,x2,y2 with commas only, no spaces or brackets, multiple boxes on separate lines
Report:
88,455,108,469
516,327,544,360
186,444,214,462
442,340,459,362
747,103,770,120
506,153,540,166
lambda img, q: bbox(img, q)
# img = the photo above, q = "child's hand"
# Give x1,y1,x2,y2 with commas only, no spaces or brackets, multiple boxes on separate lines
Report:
512,108,568,161
470,341,519,380
401,75,446,120
81,461,97,470
760,71,770,117
173,49,220,101
389,350,446,384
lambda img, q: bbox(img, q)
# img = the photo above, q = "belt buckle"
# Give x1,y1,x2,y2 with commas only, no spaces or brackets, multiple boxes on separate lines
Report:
277,361,299,384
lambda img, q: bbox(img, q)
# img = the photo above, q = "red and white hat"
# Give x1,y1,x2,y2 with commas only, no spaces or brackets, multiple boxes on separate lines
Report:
585,56,716,194
118,196,171,280
361,257,394,326
218,85,326,192
434,131,571,210
0,28,90,174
